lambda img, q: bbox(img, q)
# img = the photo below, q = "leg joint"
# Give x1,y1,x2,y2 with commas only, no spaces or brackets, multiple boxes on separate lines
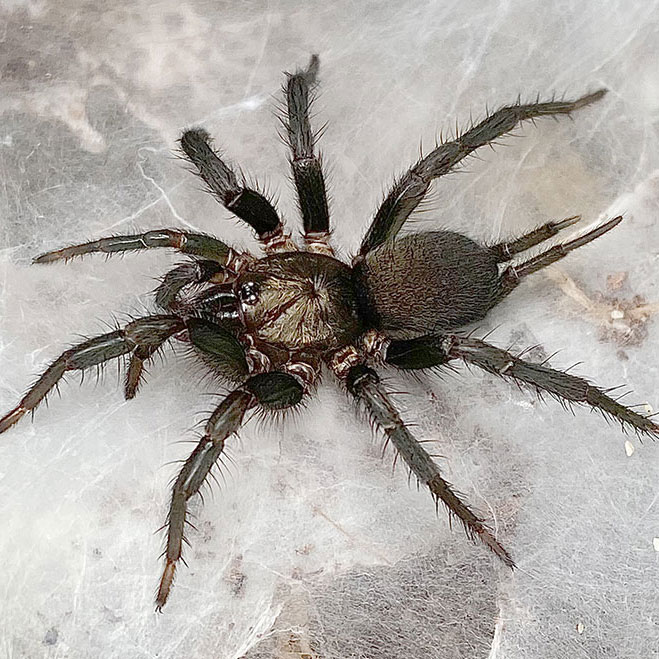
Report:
125,316,184,345
345,363,378,394
143,229,179,248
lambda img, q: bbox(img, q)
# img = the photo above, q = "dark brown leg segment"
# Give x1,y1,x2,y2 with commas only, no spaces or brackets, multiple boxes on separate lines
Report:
284,55,331,239
156,389,253,611
359,89,607,257
346,364,514,568
447,335,659,438
385,334,659,438
154,260,224,311
180,129,282,238
0,315,184,433
34,230,232,265
124,344,162,400
156,371,304,610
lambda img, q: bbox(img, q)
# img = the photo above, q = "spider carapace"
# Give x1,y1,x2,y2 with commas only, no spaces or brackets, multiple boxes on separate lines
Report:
2,56,656,610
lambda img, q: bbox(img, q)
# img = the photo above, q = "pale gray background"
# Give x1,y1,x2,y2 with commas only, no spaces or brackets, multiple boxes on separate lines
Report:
0,1,658,658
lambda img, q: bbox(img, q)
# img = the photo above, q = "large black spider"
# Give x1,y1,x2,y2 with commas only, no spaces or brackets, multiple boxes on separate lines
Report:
2,56,656,610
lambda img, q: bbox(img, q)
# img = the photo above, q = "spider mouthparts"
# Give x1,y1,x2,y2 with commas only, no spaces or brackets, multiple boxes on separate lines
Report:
196,285,240,320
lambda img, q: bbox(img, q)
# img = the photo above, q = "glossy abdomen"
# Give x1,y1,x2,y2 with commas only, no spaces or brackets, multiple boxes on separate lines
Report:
355,231,500,339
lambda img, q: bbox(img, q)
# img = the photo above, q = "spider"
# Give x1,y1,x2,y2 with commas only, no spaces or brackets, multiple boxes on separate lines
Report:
2,56,657,611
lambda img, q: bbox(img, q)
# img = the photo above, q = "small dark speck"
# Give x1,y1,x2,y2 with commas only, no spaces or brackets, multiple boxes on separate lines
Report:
42,627,58,646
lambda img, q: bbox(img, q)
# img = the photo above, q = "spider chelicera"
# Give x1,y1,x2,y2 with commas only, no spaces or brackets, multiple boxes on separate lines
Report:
2,56,656,610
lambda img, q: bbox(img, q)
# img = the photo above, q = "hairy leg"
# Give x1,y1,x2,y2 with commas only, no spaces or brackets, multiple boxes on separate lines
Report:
489,215,581,262
179,129,290,250
384,334,659,438
124,344,162,400
359,89,607,257
156,371,304,610
345,363,514,568
156,389,252,610
128,308,252,400
187,317,249,382
497,215,622,300
0,315,184,433
154,259,224,311
34,229,234,265
284,55,332,250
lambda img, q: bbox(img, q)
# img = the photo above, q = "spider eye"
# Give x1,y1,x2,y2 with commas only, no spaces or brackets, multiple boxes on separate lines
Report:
239,281,259,305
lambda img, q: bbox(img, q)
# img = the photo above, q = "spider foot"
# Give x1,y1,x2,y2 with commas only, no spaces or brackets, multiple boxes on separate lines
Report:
429,476,514,569
0,406,27,434
156,561,177,612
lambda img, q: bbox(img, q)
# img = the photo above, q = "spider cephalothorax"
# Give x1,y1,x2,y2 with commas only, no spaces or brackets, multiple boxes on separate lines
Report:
2,56,656,610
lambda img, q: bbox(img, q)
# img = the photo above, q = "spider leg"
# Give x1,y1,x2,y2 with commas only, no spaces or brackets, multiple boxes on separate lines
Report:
154,260,224,311
34,229,234,265
489,214,581,262
180,129,294,251
358,89,607,257
124,343,165,400
157,389,251,612
344,363,514,568
384,334,659,438
187,317,249,382
127,314,249,402
284,55,332,252
0,315,184,433
156,371,304,611
497,215,622,301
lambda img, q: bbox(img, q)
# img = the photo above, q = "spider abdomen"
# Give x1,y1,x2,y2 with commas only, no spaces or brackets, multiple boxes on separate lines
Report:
355,231,499,339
